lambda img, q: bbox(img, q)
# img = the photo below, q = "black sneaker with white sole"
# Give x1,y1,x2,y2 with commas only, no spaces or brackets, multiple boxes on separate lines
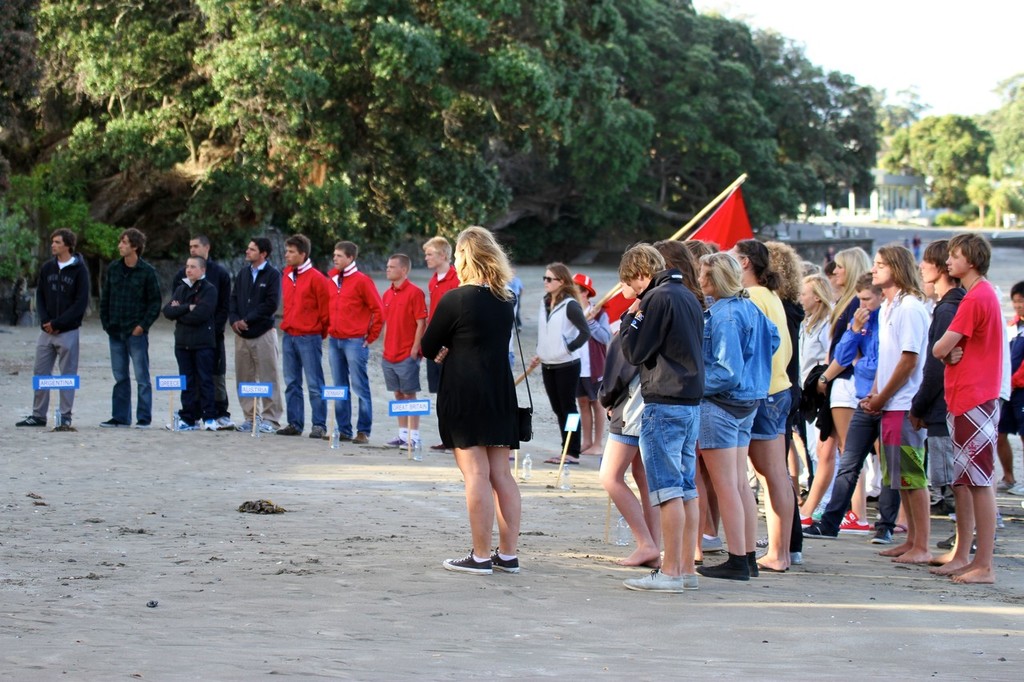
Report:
16,416,47,427
443,552,492,575
490,551,520,574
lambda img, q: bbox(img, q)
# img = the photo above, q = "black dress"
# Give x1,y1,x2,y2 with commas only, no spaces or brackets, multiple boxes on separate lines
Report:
420,285,520,449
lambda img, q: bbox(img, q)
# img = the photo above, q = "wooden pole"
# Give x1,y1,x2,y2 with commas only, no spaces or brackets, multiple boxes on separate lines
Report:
590,173,749,312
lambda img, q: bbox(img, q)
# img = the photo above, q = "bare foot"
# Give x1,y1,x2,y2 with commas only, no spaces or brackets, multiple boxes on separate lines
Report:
618,548,662,568
580,441,592,454
930,559,972,576
928,551,956,567
893,549,933,564
878,542,912,557
951,566,995,584
582,446,604,456
756,557,789,572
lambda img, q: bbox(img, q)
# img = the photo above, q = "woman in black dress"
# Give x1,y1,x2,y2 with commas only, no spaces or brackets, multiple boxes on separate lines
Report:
420,226,522,575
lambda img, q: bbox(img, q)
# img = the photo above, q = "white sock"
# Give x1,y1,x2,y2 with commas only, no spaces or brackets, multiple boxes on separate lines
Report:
410,429,421,443
498,552,516,561
473,553,491,563
399,427,409,441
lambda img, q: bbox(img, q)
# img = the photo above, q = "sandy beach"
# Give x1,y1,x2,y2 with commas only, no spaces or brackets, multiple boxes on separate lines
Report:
2,254,1023,680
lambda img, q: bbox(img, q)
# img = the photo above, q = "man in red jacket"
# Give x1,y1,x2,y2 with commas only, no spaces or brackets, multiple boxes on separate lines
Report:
278,234,330,439
327,241,383,444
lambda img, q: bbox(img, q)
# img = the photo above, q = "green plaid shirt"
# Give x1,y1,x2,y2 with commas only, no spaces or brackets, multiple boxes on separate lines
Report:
99,258,162,337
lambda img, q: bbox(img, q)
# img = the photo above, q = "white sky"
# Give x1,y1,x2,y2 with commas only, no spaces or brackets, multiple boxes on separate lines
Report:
692,1,1022,117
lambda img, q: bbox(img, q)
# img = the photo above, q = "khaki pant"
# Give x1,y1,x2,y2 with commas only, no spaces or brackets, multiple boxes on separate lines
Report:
234,330,283,427
33,329,80,421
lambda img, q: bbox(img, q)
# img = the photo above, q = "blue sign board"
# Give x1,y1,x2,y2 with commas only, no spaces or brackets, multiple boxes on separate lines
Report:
388,399,431,417
321,386,350,401
33,375,80,390
238,382,273,398
155,375,186,391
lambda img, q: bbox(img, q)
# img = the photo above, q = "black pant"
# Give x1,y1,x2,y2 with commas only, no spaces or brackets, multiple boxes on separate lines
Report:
176,346,216,424
819,407,900,534
542,360,581,457
213,331,229,418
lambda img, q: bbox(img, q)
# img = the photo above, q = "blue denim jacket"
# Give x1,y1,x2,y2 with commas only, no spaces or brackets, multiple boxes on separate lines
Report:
833,308,879,399
702,295,779,402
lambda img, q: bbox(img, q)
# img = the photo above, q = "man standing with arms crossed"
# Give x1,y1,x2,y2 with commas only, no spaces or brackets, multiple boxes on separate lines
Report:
277,234,330,439
177,235,234,429
423,236,460,451
326,240,383,444
17,228,90,431
861,245,931,564
381,254,427,449
618,244,705,592
229,237,283,433
100,228,162,429
931,233,1003,584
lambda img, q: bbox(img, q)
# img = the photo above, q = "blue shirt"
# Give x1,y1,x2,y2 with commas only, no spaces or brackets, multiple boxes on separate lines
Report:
833,308,880,399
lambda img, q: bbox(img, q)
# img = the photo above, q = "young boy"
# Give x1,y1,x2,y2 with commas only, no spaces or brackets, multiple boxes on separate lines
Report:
997,281,1024,495
163,256,218,431
932,233,1003,584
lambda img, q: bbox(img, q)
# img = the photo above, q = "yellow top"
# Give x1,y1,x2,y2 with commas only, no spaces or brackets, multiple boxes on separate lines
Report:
747,286,793,395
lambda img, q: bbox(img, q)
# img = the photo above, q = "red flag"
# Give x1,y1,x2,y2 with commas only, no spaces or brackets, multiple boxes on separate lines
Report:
687,187,754,251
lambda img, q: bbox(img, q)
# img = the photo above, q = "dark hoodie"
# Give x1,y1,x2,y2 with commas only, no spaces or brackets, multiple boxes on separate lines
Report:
620,269,705,405
910,286,966,434
36,253,90,332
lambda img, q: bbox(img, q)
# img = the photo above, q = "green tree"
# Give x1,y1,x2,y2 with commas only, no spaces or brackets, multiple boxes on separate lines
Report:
0,0,39,192
966,175,994,224
883,115,993,209
988,73,1024,180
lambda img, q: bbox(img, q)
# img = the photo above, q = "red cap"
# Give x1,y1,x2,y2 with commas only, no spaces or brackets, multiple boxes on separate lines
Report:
573,273,596,298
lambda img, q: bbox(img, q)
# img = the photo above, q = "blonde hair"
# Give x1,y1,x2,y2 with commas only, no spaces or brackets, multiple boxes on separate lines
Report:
765,241,803,303
830,247,871,326
802,274,833,332
700,252,746,300
876,244,925,301
618,244,665,284
422,236,452,260
455,226,513,301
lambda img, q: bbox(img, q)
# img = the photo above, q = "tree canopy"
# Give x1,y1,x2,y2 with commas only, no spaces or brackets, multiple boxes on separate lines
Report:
1,0,885,263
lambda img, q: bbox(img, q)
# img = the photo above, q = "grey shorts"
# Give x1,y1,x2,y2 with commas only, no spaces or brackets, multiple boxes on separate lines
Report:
382,356,421,393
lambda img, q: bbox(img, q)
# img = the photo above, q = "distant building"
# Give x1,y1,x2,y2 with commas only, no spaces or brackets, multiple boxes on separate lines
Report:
870,170,929,220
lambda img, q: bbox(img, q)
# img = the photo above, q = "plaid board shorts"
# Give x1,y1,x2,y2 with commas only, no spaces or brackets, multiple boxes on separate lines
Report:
880,410,927,490
948,399,998,487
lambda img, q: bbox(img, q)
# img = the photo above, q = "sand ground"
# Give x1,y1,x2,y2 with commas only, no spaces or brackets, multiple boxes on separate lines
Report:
2,254,1023,680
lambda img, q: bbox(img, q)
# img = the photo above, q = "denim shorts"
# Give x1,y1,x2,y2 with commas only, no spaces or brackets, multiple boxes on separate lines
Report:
699,400,755,450
609,432,639,448
751,389,791,441
382,356,421,393
639,403,700,505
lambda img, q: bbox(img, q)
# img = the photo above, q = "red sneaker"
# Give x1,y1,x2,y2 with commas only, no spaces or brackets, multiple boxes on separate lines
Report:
839,510,872,535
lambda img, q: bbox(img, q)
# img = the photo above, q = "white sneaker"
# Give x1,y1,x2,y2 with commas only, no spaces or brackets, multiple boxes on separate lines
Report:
216,416,236,430
203,419,218,431
623,569,696,592
1007,483,1024,496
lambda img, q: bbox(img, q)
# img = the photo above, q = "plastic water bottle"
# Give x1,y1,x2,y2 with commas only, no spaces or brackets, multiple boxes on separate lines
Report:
54,408,62,428
520,453,532,481
559,465,572,491
330,430,340,449
614,516,631,546
412,441,423,461
172,413,183,431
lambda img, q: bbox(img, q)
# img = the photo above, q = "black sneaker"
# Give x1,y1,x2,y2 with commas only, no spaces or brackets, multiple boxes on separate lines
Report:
490,550,520,574
870,528,893,545
697,556,750,581
99,418,130,428
309,425,326,440
936,532,956,550
443,552,492,575
803,522,838,538
16,416,46,427
276,424,302,436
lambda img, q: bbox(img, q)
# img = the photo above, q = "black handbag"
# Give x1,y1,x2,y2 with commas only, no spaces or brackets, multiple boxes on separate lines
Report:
513,298,534,442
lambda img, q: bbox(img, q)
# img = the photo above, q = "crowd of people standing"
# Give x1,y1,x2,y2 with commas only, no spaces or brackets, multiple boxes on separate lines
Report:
15,225,1023,588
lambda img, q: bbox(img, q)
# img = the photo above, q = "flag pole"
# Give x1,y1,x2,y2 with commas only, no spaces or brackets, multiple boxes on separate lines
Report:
591,173,749,312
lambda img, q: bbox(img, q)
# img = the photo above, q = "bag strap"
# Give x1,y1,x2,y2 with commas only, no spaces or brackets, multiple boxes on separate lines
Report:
513,294,533,410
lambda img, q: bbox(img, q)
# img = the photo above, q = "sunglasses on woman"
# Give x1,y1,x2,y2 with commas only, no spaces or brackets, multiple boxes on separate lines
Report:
542,276,559,283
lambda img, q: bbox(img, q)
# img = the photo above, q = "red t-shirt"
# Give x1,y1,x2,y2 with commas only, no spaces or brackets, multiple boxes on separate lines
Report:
945,279,1003,415
427,267,460,320
382,279,427,362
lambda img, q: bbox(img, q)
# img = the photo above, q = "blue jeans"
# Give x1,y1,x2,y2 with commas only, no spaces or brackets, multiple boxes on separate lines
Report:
283,333,326,430
639,403,700,505
328,337,373,437
109,334,152,425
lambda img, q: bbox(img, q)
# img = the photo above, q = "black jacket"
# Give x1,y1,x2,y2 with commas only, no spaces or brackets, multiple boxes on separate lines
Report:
36,254,90,332
599,334,639,434
911,287,965,434
620,269,704,406
163,278,217,349
228,262,281,339
176,259,231,331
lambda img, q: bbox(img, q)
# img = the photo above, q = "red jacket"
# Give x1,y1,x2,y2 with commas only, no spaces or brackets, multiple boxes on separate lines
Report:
327,267,383,343
281,262,330,337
